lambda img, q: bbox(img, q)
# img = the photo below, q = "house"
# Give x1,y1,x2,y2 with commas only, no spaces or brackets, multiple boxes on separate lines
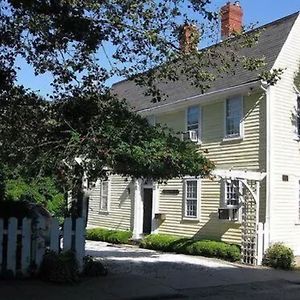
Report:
87,2,300,264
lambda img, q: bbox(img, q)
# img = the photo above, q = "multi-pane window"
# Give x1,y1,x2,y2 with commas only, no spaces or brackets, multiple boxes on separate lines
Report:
298,180,300,222
146,115,156,126
225,96,243,138
99,180,110,212
297,97,300,137
225,180,240,207
187,106,200,141
185,180,198,218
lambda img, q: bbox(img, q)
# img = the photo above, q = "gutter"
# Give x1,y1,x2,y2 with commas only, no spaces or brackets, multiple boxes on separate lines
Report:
137,80,261,115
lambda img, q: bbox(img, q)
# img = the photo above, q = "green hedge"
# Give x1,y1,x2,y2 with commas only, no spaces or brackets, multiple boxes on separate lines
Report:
86,228,132,244
140,234,241,262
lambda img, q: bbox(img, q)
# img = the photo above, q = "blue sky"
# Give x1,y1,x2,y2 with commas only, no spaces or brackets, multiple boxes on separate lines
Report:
16,0,300,97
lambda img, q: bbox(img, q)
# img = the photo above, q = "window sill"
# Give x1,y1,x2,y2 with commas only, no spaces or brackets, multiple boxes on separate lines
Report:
188,139,202,145
182,217,200,222
98,211,109,215
222,136,243,143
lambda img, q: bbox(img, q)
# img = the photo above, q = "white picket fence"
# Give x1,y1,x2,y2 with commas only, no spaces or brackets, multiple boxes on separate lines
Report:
0,217,85,276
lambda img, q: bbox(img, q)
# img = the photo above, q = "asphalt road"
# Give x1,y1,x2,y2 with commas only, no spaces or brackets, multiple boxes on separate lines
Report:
1,241,300,300
86,240,300,300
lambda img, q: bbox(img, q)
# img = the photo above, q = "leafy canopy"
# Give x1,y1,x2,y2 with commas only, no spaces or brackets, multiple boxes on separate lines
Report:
0,0,276,189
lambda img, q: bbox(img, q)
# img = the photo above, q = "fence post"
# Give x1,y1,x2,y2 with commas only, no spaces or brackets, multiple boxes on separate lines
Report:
257,222,264,265
21,218,32,275
50,218,60,253
7,217,18,275
0,219,3,272
63,218,72,251
34,217,46,268
75,218,85,271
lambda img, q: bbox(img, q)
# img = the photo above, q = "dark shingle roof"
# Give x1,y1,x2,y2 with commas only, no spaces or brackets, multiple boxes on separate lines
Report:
113,12,299,112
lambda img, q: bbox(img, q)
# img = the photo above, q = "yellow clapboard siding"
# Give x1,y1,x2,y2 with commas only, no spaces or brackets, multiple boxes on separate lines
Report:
88,175,133,231
155,93,266,244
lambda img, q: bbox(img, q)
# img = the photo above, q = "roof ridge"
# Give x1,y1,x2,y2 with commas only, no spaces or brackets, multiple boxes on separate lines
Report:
112,11,300,89
245,11,299,35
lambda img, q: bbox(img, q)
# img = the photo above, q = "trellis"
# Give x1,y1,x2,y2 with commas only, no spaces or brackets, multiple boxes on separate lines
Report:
213,170,266,265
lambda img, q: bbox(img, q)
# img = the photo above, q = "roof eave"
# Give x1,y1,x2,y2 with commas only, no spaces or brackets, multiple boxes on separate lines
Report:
137,80,261,115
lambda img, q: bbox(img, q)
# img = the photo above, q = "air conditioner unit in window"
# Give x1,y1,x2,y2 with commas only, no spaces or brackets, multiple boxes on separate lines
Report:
183,130,198,142
218,208,239,221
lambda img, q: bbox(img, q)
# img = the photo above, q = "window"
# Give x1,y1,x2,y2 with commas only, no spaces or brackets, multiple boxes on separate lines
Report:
186,106,200,141
298,180,300,222
184,179,199,218
225,96,243,138
99,179,110,212
146,115,156,126
225,180,240,207
297,97,300,137
219,179,241,221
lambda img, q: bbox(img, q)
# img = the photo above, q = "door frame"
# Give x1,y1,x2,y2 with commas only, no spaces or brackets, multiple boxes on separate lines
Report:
132,179,160,239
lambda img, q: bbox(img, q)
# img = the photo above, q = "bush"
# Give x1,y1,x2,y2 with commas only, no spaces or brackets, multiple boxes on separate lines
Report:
263,242,294,270
140,234,181,252
140,234,241,262
86,228,132,244
82,256,108,277
39,250,79,283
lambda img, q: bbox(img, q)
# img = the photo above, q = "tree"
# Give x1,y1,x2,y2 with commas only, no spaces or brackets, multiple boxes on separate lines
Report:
0,0,273,216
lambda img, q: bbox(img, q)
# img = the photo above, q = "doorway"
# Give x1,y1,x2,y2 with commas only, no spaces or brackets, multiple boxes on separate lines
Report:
143,188,153,234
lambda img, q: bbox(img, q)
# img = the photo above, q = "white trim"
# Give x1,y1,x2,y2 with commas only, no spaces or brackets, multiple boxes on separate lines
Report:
133,178,143,239
98,178,111,213
265,84,272,250
212,169,267,181
151,183,160,234
296,178,300,224
185,105,202,143
183,178,201,220
138,81,260,116
146,115,156,126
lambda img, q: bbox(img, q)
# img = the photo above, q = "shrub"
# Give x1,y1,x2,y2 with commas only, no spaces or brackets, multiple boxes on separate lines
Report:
140,234,241,262
86,228,132,244
140,234,181,252
39,250,79,283
82,256,108,277
263,242,294,270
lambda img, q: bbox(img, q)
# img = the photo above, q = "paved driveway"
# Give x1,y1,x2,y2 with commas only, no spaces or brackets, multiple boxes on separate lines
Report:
1,241,300,300
86,240,300,299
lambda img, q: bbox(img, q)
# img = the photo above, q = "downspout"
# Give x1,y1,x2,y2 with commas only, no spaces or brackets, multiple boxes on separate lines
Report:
260,81,271,249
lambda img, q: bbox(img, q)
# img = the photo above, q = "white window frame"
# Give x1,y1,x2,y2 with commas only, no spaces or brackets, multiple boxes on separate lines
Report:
296,97,300,139
224,179,241,208
223,96,244,140
221,179,242,222
146,115,156,126
185,105,202,143
297,180,300,223
99,178,111,213
183,178,201,219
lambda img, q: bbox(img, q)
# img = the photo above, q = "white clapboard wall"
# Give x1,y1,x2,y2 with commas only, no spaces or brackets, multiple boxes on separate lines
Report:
0,217,85,276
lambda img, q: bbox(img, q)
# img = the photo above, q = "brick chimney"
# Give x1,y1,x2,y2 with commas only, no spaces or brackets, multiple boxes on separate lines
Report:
221,1,243,39
179,23,200,54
